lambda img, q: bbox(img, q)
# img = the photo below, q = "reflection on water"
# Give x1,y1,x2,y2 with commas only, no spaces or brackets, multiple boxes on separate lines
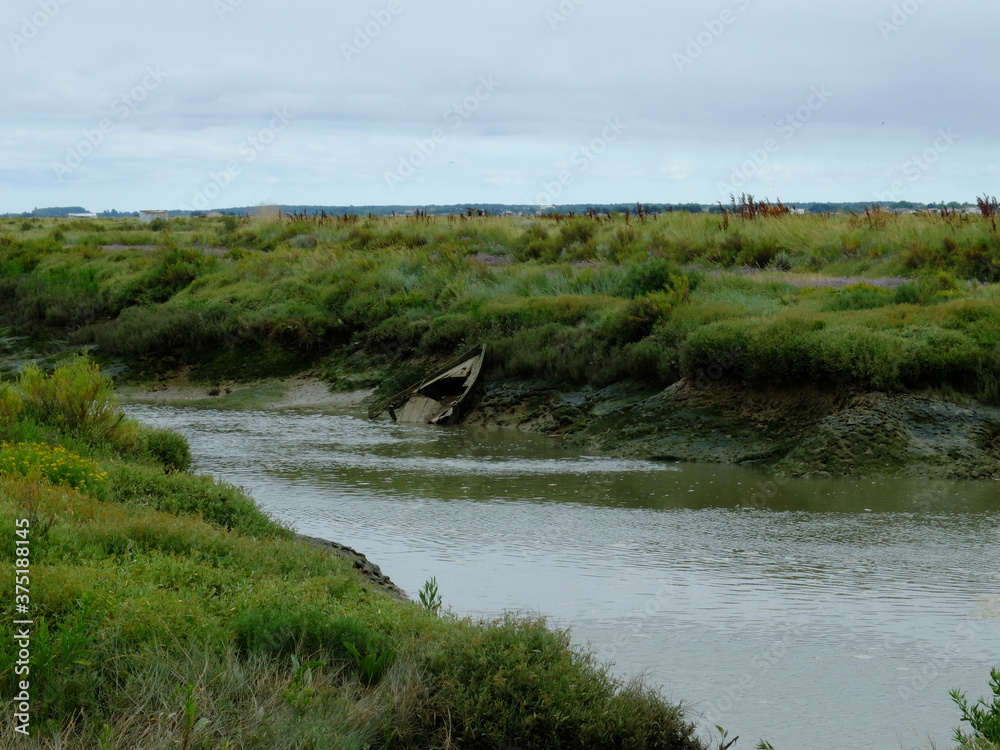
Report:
126,403,1000,750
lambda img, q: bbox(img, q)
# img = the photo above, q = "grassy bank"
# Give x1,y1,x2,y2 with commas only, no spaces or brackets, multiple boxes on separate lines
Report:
0,209,998,405
0,358,705,749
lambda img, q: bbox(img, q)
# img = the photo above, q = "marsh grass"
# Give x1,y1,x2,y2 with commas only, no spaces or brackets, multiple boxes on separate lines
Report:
1,213,998,400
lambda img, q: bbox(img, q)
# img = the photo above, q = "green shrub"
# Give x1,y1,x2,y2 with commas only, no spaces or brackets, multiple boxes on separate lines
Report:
558,217,598,249
0,383,23,426
514,224,556,260
412,614,702,750
620,336,681,384
951,668,1000,748
822,283,895,312
618,258,686,298
234,608,376,662
106,462,282,536
421,313,481,353
891,283,922,305
958,237,1000,282
769,251,794,271
16,266,106,327
736,238,785,268
713,232,746,266
343,639,397,686
107,247,216,313
18,357,136,448
890,272,963,306
601,293,672,345
135,425,192,472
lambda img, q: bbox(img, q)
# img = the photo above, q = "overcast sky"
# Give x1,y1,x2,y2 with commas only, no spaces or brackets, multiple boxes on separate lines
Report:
2,0,997,212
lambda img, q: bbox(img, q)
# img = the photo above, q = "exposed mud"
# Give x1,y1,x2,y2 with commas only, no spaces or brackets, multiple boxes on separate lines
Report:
465,378,1000,480
119,370,372,410
120,366,1000,480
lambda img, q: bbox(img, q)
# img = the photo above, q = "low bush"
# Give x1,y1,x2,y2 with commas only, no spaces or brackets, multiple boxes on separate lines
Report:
409,614,703,750
821,283,895,312
618,258,687,298
17,357,131,447
106,462,284,536
0,383,22,426
951,668,1000,748
234,608,377,663
135,425,192,472
107,246,216,313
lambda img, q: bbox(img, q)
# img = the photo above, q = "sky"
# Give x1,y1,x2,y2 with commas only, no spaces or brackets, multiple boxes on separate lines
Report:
2,0,998,212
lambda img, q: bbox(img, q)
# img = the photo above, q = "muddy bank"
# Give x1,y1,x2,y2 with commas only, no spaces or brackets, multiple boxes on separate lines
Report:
118,371,372,410
465,378,1000,480
118,366,1000,480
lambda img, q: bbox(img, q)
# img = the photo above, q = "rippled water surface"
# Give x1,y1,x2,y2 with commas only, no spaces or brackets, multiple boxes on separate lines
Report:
127,403,1000,750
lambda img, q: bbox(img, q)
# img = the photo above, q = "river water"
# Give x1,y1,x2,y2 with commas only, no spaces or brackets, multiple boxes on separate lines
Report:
126,402,999,750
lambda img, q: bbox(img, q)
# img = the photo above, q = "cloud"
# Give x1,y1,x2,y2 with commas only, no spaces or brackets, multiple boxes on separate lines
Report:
2,0,999,210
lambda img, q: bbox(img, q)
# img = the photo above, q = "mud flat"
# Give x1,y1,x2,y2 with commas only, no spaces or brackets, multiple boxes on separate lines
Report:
466,379,1000,479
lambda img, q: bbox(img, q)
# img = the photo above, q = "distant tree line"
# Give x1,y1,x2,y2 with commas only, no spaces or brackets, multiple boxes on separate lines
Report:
0,200,978,219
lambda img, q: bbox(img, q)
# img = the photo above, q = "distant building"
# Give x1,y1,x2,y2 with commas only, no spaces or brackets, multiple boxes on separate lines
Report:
67,212,97,219
139,210,169,223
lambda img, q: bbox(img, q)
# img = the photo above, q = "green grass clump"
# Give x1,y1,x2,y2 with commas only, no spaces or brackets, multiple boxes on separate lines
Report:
234,607,376,662
105,462,282,536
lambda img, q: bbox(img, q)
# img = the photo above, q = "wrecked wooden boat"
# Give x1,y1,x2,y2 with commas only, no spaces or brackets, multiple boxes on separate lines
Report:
368,345,485,425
